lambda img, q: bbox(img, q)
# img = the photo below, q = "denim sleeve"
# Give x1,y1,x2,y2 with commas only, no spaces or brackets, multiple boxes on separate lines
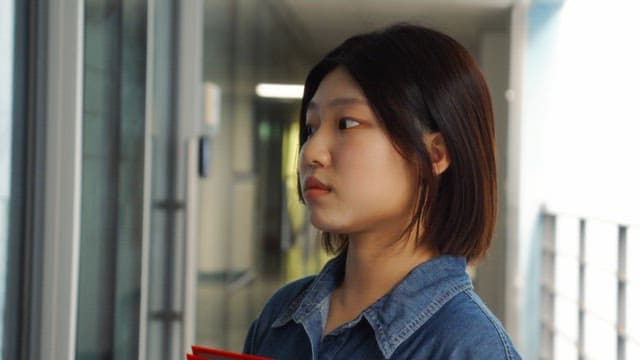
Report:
242,320,258,354
446,291,522,359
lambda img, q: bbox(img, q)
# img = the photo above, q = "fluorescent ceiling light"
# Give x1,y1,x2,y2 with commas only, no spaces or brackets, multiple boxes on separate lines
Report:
255,83,304,99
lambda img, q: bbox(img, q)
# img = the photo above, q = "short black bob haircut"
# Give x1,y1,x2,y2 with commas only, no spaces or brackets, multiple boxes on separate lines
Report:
298,24,497,263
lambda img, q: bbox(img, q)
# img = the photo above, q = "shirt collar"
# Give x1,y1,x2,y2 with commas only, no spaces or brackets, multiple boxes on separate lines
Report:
363,255,472,358
272,253,345,328
272,252,472,359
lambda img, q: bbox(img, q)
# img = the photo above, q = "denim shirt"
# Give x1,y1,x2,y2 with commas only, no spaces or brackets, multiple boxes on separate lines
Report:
244,253,521,359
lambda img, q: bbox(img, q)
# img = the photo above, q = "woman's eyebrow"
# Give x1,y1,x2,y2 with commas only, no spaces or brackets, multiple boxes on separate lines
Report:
307,97,368,110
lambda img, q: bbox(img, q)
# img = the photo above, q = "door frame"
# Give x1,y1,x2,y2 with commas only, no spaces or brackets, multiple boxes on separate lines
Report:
35,1,84,359
138,0,203,359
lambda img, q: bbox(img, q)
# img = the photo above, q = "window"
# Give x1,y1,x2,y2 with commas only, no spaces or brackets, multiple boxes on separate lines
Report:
541,213,640,359
528,2,640,358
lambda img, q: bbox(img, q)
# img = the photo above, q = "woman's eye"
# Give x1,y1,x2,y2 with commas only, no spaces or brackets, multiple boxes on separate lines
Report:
338,118,360,130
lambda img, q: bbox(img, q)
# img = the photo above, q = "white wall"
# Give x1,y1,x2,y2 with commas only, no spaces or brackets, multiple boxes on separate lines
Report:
538,0,640,223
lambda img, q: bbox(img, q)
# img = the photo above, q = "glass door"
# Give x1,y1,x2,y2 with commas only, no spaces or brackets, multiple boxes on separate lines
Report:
76,0,203,359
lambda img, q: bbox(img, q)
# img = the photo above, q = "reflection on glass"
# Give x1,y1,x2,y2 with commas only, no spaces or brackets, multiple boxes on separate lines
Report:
196,0,315,352
76,1,146,358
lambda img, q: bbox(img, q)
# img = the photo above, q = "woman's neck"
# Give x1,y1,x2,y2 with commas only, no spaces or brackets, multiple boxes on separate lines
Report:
324,231,434,335
338,233,434,308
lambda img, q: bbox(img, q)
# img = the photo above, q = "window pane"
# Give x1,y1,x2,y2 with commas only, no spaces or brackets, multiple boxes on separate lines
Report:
627,338,640,360
555,256,579,301
584,220,618,273
76,1,147,358
556,216,580,258
583,314,616,360
554,296,578,341
584,267,616,323
628,228,640,286
628,227,640,344
554,334,577,360
629,283,640,344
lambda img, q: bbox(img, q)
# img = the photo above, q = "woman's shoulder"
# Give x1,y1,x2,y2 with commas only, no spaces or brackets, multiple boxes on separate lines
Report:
256,275,316,323
269,276,316,305
411,289,521,359
441,289,508,330
243,276,317,354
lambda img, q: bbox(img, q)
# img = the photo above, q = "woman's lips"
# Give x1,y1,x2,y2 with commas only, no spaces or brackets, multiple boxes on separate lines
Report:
303,176,331,199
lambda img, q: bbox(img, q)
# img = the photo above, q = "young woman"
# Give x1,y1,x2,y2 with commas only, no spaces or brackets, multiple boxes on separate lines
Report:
243,24,521,359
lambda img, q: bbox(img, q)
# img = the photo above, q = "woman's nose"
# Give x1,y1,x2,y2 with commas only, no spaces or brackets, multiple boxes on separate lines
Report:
299,126,331,169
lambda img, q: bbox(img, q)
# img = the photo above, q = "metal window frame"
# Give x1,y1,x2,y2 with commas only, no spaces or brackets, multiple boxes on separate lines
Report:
175,0,204,353
3,0,38,358
138,0,203,358
540,213,556,359
32,1,85,359
617,226,627,360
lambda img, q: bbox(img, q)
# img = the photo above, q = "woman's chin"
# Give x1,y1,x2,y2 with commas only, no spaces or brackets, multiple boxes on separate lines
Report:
310,218,348,234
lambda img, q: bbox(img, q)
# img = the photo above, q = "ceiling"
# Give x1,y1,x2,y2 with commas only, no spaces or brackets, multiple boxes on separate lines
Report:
275,0,515,59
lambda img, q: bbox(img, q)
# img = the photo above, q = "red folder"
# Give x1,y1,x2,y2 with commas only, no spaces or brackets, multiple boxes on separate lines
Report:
186,345,273,360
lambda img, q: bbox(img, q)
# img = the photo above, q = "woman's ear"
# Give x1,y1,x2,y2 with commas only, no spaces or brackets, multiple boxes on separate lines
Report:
424,132,450,175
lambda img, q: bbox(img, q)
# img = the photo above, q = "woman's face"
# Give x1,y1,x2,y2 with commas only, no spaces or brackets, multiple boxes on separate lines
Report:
299,67,418,238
